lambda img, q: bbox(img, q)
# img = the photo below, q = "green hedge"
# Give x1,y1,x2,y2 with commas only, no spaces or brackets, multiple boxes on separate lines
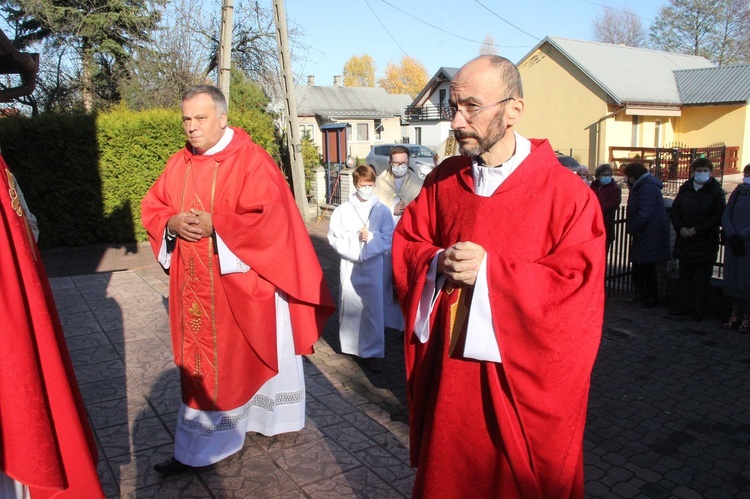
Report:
0,105,279,248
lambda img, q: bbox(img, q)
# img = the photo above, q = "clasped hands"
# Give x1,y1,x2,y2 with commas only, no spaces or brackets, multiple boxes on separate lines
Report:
679,227,697,238
358,227,369,243
438,241,486,287
167,209,213,243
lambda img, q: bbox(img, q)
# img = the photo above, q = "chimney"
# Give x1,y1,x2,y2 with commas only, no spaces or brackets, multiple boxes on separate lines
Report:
307,75,315,86
333,75,341,87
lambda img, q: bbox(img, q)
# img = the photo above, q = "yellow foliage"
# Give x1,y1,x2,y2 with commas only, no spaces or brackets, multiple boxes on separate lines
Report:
377,55,429,98
343,54,377,87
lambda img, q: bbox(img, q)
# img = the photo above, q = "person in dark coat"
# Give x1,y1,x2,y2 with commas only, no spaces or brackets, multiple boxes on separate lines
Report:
669,157,726,321
721,163,750,333
590,163,622,252
624,162,671,308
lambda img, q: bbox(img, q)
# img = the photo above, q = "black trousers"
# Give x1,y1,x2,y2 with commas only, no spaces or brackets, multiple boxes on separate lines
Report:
632,263,658,305
677,260,713,314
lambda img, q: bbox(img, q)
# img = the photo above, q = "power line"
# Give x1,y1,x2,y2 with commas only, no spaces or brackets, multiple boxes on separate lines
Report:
378,0,531,49
473,0,541,42
582,0,655,23
363,0,408,58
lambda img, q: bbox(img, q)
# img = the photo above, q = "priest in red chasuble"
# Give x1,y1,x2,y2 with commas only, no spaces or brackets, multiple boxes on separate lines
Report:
141,85,334,475
0,155,104,498
392,56,606,498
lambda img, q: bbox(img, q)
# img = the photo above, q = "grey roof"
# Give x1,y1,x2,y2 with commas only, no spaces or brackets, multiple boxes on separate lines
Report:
675,65,750,105
295,85,411,119
523,37,714,106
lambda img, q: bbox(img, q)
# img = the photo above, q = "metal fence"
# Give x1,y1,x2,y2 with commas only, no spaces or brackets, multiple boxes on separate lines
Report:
605,206,726,297
608,143,739,197
325,162,343,205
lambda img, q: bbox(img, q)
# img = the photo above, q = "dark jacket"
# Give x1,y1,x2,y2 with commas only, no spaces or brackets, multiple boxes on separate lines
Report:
626,173,670,264
670,176,725,263
591,179,622,245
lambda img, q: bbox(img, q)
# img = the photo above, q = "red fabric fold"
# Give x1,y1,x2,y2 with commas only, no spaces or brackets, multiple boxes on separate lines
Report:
0,156,103,498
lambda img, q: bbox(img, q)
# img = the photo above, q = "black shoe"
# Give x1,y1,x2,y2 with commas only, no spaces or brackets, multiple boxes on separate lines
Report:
642,300,657,309
627,296,641,304
154,457,192,476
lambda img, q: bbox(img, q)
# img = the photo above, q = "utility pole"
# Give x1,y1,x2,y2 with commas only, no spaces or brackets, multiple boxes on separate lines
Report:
217,0,234,106
273,0,310,220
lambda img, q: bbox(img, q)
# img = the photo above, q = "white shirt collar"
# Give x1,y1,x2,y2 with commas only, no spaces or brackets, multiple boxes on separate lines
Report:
197,127,234,155
471,132,531,197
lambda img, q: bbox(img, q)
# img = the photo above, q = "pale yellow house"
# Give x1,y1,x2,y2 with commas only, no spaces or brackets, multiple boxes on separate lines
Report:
516,37,750,171
294,77,412,161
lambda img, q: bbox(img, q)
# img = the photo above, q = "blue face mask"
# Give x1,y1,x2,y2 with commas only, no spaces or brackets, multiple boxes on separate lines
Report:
694,172,710,184
599,176,612,185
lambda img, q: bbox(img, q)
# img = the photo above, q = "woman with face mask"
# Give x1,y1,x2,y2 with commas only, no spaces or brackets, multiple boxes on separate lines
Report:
328,165,395,372
590,163,622,252
669,157,726,321
721,163,750,332
623,162,671,308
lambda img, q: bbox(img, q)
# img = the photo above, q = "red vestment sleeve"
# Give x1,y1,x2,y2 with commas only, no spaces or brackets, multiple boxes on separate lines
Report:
0,156,104,498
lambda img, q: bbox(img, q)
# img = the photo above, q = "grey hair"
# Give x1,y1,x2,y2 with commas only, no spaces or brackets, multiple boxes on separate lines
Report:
182,85,228,116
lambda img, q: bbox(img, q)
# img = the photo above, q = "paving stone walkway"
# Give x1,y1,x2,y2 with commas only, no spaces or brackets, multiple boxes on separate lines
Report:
42,216,750,498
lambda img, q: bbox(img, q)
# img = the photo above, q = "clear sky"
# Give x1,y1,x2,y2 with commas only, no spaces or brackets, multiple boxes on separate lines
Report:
286,0,662,84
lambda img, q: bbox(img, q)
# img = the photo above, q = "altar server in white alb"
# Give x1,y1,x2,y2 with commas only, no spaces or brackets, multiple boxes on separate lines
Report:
328,165,395,371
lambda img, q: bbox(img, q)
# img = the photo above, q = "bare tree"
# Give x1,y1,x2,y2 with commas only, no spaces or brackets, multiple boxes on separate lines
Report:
650,0,721,60
199,0,307,103
712,0,750,64
592,6,647,47
119,0,213,110
479,34,498,55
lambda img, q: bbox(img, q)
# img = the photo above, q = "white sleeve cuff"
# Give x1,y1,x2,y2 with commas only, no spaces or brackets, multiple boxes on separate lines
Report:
157,228,172,269
216,232,251,275
463,254,502,363
413,251,445,343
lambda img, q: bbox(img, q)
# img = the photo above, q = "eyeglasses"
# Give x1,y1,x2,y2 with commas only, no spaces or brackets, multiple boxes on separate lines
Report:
389,161,409,167
448,97,515,122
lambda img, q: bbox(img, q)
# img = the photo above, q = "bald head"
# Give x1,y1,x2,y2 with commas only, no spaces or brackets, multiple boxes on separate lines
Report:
451,55,523,101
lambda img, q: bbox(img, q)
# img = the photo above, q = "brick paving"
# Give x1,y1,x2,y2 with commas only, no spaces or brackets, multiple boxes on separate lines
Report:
41,213,750,498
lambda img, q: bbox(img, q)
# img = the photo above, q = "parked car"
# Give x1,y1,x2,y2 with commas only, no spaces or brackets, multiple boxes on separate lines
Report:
365,144,438,178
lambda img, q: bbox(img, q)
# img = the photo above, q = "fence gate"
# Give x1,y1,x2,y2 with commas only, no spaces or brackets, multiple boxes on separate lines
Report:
605,206,633,297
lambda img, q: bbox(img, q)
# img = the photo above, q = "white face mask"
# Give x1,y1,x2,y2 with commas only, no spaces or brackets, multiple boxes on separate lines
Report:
743,176,750,185
356,185,374,200
694,171,710,184
391,165,408,178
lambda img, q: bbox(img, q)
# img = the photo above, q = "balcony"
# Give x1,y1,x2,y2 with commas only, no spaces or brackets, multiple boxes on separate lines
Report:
405,105,452,122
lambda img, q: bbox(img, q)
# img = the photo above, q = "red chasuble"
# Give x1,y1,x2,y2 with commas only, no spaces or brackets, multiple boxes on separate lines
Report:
392,140,605,498
141,128,334,411
0,156,104,498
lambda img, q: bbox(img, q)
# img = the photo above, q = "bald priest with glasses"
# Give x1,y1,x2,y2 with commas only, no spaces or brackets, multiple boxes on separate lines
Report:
392,55,606,498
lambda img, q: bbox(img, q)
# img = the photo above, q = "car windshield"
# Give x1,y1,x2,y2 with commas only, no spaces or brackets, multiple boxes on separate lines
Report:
410,146,434,158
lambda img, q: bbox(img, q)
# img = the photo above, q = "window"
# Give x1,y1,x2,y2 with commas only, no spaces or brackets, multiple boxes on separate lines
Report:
414,127,422,145
357,123,369,141
374,119,383,140
631,116,639,147
298,124,314,141
654,120,661,147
